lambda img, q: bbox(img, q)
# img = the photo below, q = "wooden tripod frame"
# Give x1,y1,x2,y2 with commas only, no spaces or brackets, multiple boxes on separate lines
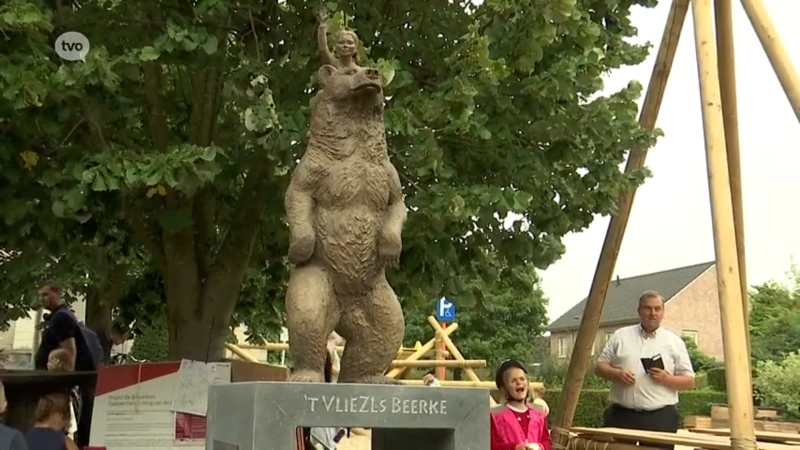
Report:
551,1,800,449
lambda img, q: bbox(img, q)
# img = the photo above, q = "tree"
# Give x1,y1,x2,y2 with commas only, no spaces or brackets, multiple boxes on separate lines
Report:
754,352,800,419
749,267,800,363
130,317,170,362
1,0,658,359
403,261,548,372
682,336,715,372
0,223,147,331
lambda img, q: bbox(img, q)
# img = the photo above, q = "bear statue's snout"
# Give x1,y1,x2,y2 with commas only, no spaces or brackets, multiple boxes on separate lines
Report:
348,67,383,95
364,68,380,80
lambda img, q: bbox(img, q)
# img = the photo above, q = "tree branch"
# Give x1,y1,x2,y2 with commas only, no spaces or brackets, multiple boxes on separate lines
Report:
193,187,216,281
124,194,167,275
208,163,270,287
142,61,169,151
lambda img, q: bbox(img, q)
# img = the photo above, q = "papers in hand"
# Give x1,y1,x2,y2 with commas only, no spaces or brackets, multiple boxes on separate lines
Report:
170,359,217,416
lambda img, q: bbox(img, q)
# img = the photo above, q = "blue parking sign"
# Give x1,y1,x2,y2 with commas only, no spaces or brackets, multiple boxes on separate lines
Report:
435,297,456,323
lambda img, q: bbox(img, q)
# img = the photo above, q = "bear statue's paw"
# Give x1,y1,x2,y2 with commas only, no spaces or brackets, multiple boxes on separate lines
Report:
289,370,325,383
342,375,402,386
288,232,316,265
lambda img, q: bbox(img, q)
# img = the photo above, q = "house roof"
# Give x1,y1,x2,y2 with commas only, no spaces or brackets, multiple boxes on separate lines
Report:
547,261,716,332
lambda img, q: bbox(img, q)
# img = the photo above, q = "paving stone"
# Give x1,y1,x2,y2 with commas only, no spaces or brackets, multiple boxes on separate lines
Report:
206,382,489,450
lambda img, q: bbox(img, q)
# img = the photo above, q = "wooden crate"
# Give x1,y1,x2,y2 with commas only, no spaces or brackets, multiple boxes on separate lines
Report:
755,408,780,420
684,416,713,429
710,404,729,420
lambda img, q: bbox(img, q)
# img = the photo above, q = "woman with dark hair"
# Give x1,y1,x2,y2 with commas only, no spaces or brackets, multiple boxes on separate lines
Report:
489,360,551,450
24,394,79,450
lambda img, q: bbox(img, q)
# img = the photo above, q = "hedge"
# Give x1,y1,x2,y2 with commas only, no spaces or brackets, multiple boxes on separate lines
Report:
706,367,727,392
543,389,728,427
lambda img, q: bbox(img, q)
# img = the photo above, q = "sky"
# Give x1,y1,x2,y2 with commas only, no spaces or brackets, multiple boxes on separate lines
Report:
539,0,800,324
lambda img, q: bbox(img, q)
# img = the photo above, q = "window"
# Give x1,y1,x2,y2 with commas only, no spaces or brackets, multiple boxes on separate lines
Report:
682,330,699,345
558,337,568,358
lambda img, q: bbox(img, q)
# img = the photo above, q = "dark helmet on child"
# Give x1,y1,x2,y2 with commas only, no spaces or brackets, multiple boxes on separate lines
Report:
495,359,529,402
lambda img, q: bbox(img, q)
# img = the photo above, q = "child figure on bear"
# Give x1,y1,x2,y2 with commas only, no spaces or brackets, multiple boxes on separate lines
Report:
490,360,551,450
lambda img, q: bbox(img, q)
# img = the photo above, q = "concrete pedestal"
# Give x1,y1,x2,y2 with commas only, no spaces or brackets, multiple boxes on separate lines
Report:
206,382,489,450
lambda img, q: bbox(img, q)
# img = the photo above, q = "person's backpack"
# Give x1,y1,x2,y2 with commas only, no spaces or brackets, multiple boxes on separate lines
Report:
52,309,104,370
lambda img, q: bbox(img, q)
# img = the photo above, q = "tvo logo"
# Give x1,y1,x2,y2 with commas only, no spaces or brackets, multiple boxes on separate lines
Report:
54,31,91,62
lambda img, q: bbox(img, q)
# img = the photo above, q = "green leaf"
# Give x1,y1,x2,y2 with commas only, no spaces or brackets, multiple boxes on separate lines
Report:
52,200,66,218
106,175,120,190
201,36,219,55
91,175,108,191
199,146,217,161
512,191,533,210
139,46,161,61
376,59,396,87
64,188,85,211
81,170,95,183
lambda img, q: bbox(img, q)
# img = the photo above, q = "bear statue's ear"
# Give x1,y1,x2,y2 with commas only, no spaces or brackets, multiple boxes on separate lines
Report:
318,65,337,85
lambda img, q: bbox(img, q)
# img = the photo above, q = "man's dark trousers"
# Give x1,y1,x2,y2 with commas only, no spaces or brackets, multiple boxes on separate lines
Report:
602,403,680,450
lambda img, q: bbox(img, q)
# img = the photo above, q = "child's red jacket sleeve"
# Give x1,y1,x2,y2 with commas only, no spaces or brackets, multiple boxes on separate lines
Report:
490,416,519,450
538,418,552,450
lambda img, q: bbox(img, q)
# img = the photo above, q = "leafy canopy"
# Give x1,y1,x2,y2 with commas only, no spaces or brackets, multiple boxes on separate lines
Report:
749,265,800,363
755,352,800,419
1,0,658,353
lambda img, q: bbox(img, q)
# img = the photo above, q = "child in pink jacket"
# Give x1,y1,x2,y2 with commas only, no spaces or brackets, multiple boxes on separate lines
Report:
490,360,552,450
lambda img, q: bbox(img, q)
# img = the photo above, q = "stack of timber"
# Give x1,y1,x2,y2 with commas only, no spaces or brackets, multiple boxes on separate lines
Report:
689,428,800,445
571,427,798,450
684,404,800,433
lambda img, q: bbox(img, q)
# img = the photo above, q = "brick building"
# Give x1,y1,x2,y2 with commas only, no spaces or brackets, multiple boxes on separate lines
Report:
546,261,724,361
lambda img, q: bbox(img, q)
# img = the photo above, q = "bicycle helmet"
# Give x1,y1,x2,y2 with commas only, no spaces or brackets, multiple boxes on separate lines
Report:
494,359,528,390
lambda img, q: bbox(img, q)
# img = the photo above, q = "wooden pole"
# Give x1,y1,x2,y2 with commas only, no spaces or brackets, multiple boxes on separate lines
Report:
385,320,459,379
398,379,544,389
389,359,486,369
714,0,750,356
738,0,800,121
225,343,260,363
690,0,756,448
436,322,447,380
551,1,689,445
427,316,482,382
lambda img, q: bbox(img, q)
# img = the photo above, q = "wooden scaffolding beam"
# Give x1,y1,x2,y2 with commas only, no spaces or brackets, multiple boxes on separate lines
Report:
692,0,756,447
551,1,689,446
554,0,800,448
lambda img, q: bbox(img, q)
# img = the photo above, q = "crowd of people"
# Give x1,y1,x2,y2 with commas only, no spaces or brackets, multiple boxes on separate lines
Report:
0,281,693,450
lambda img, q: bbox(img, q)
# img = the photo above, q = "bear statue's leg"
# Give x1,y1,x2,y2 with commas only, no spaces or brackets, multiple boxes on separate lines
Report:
286,264,339,383
337,276,405,385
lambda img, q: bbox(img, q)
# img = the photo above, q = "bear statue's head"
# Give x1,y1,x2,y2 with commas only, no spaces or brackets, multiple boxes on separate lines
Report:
317,64,384,111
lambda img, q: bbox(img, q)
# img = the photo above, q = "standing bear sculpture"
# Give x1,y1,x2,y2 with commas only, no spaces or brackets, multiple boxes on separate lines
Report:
284,63,407,384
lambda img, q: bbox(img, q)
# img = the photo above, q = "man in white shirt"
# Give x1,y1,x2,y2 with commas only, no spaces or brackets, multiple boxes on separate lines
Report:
595,290,695,449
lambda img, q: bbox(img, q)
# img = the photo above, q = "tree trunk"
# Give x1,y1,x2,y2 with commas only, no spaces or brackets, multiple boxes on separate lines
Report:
161,223,254,362
167,309,229,361
84,288,112,331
